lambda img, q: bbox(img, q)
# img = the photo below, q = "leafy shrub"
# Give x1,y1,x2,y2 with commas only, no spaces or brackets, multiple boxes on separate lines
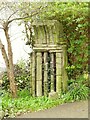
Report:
66,65,76,79
14,64,30,90
60,75,88,102
2,72,9,91
2,60,30,91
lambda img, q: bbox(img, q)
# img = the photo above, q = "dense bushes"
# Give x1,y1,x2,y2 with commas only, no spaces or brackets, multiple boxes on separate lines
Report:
2,60,30,91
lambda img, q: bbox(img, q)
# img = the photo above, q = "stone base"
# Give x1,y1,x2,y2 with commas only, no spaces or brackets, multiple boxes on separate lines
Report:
48,90,58,100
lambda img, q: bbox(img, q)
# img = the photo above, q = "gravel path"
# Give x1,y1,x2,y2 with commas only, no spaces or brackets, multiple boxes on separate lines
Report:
17,100,88,118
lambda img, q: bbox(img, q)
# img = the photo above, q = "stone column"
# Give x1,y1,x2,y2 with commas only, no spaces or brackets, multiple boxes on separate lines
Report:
36,52,42,96
30,53,32,95
44,52,48,96
31,52,36,96
56,52,62,93
62,45,68,92
51,53,54,91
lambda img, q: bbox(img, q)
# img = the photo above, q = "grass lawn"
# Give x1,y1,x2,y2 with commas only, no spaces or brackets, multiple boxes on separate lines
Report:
1,89,64,118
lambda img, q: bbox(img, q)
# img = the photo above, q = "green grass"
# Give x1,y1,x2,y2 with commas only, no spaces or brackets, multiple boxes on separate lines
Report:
1,90,63,118
1,75,89,119
2,89,88,119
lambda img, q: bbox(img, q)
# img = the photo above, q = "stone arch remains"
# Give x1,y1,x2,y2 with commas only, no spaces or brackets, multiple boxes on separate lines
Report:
30,20,68,97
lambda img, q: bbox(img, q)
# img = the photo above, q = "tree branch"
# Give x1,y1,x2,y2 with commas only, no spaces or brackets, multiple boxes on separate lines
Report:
0,39,9,68
8,11,38,24
8,5,47,24
7,10,19,21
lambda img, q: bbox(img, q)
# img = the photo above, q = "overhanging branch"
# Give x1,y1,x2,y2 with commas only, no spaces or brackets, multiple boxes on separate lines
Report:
7,10,19,21
8,5,47,24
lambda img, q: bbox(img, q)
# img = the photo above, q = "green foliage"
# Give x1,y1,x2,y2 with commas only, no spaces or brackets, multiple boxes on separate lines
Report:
2,81,88,119
2,74,88,118
37,2,88,79
14,64,30,90
17,59,26,69
2,89,63,118
2,73,9,91
17,89,30,97
66,65,76,79
60,75,88,102
2,60,30,91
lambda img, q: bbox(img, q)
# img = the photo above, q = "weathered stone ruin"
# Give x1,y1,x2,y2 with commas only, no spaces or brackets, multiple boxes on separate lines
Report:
30,20,68,97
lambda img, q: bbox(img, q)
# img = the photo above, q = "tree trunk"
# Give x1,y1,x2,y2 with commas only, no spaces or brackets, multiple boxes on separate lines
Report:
0,39,17,98
7,67,17,98
0,21,17,98
4,26,17,98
